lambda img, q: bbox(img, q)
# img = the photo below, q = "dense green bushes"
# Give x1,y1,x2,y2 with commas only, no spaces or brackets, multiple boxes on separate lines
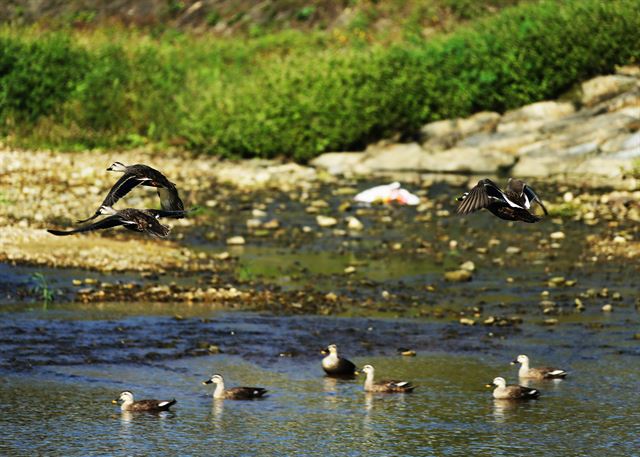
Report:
1,0,639,159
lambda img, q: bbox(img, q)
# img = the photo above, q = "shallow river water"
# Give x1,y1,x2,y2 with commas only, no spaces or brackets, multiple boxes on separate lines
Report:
1,305,638,456
1,180,639,456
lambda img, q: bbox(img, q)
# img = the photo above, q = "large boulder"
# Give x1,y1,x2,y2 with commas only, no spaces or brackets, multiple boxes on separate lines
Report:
497,101,575,133
580,74,638,107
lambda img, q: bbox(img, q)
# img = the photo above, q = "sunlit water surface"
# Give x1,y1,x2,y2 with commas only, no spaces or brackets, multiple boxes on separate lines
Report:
1,308,638,457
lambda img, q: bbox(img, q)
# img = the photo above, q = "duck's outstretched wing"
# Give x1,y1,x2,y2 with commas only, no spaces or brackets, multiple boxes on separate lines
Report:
523,184,548,215
457,179,504,215
77,174,149,223
157,186,185,213
48,216,127,236
145,209,191,219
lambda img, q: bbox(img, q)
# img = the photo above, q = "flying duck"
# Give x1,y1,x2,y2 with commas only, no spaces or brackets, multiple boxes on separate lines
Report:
456,178,548,223
511,354,568,380
202,374,268,400
78,162,184,223
487,377,540,400
112,391,176,412
321,344,358,377
48,206,187,238
360,364,415,393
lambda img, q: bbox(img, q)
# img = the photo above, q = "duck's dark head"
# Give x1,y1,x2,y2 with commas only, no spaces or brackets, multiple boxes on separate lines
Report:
506,178,525,194
107,161,127,172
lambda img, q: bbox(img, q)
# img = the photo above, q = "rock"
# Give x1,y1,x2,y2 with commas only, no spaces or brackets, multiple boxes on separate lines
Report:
420,112,500,150
613,235,627,244
262,219,280,230
459,317,476,326
344,266,356,274
420,119,457,141
457,111,501,136
310,152,364,175
418,147,516,174
543,318,559,325
226,236,245,246
580,75,637,107
347,216,364,231
358,142,426,171
316,215,338,228
505,246,521,255
444,270,472,282
459,260,475,272
550,231,565,240
498,101,575,133
602,304,613,312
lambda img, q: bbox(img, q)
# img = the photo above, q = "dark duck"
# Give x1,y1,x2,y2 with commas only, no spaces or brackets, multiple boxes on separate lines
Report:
77,162,185,224
456,178,548,223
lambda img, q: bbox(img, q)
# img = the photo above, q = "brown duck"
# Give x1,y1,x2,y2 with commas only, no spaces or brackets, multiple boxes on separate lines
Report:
202,374,268,400
512,354,568,380
112,391,176,412
487,377,540,400
361,364,415,393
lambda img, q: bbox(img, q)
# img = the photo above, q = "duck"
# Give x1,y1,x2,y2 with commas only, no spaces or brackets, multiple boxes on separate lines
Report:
511,354,568,379
48,206,187,238
456,178,548,223
360,364,415,393
321,344,358,377
202,374,268,400
78,161,184,223
112,391,176,412
487,377,540,400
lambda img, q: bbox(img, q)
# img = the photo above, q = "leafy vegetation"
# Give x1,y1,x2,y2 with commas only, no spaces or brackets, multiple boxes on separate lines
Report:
30,272,54,308
1,0,638,160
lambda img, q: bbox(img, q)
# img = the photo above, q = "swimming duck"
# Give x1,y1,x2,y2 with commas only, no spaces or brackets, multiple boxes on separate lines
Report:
360,364,415,393
487,377,540,400
112,391,176,412
78,162,184,223
456,178,548,223
511,354,568,380
202,374,268,400
321,344,358,377
48,206,186,238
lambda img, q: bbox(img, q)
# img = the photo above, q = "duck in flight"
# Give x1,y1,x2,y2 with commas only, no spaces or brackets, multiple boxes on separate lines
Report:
48,206,187,238
77,162,184,224
456,178,548,223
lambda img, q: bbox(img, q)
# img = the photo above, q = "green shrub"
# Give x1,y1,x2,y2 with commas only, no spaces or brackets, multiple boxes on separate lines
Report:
1,0,639,160
0,35,88,123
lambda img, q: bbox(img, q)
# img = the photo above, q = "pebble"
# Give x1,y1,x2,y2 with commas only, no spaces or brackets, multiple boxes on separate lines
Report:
347,216,364,231
505,246,521,255
226,236,246,245
316,215,338,227
344,266,356,274
459,260,475,272
459,317,476,326
602,304,613,312
444,270,472,282
550,231,565,240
